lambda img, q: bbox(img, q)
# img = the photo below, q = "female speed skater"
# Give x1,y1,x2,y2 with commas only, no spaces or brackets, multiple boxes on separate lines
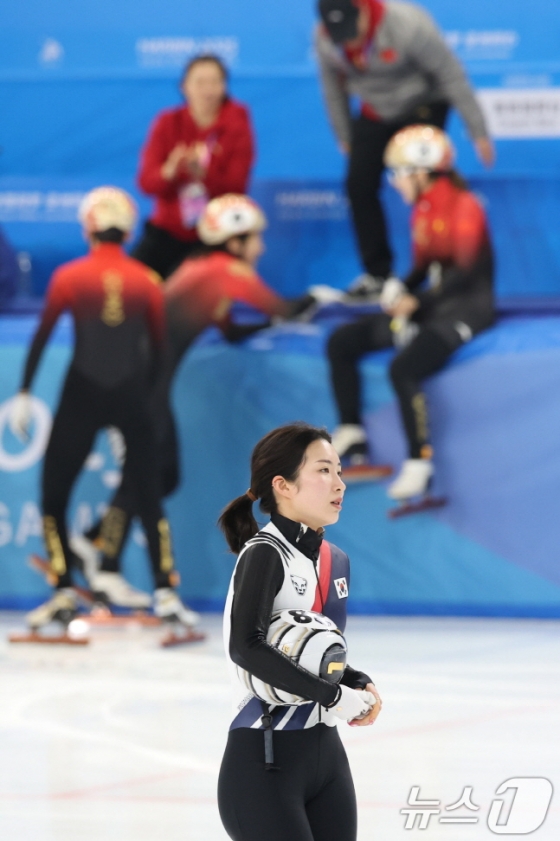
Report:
77,195,335,609
217,422,382,841
327,125,495,505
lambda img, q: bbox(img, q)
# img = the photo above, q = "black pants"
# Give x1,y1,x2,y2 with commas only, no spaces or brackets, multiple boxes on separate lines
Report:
41,368,173,589
327,314,461,458
132,221,200,279
346,102,449,278
218,725,357,841
85,369,179,588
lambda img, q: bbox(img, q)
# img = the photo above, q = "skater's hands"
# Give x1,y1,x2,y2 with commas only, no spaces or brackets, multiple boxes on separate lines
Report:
161,143,191,180
331,685,375,722
349,683,382,726
474,137,495,167
308,285,345,305
387,294,419,318
10,391,31,441
379,277,405,312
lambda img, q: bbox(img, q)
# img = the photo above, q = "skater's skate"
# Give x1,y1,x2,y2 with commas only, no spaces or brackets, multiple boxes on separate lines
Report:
332,425,393,483
69,534,100,584
154,588,206,647
387,459,446,518
331,425,369,466
9,588,90,645
91,571,152,610
26,588,78,629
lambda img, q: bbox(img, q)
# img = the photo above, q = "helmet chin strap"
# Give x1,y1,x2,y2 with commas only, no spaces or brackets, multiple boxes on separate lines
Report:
411,169,433,201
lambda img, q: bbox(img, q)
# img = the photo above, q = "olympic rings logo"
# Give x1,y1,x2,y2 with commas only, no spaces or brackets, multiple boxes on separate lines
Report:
0,397,52,472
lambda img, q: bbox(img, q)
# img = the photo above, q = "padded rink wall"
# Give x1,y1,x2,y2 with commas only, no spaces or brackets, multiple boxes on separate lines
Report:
1,313,560,617
2,0,560,616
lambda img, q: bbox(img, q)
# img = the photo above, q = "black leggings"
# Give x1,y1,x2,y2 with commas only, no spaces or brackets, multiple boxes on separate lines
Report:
85,370,179,588
42,368,173,589
327,314,461,458
346,102,448,277
218,725,357,841
131,221,199,279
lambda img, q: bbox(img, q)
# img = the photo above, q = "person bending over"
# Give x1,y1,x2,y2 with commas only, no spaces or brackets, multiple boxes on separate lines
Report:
315,0,493,289
79,195,329,608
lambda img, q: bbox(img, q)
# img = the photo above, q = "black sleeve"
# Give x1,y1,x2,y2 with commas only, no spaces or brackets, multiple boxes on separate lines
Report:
229,543,340,708
403,265,428,292
22,318,58,390
219,318,272,343
285,294,317,318
340,664,373,690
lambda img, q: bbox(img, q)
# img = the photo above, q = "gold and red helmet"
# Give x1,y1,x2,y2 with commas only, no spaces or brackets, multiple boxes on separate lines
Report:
197,194,266,246
78,186,137,234
384,125,455,172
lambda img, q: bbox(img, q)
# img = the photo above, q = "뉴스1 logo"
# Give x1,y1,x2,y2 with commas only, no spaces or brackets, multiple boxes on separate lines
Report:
400,778,553,833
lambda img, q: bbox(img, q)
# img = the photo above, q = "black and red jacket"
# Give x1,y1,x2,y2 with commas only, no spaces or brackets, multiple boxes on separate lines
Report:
405,176,494,337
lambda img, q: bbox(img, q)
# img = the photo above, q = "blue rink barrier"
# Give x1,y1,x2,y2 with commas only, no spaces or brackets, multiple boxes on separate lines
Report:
1,312,560,617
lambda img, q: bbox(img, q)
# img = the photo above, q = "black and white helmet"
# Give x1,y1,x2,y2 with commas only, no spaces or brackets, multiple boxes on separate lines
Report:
238,609,347,705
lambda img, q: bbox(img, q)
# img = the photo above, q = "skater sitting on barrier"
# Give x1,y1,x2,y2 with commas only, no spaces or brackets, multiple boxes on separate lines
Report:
328,125,494,504
75,194,335,609
9,187,199,634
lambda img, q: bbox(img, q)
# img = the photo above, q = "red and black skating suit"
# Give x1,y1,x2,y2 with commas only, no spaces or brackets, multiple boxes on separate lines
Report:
92,250,312,576
20,243,175,589
328,175,495,458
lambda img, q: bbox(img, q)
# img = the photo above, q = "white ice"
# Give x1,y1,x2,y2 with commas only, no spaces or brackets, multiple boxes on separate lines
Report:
0,613,559,840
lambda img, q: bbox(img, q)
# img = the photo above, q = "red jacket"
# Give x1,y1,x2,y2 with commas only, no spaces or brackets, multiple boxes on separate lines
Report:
137,99,255,241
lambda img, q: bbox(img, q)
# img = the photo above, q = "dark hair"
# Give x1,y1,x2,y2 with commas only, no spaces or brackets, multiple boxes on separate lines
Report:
430,169,469,191
186,233,250,262
91,227,126,244
180,53,229,89
218,422,332,554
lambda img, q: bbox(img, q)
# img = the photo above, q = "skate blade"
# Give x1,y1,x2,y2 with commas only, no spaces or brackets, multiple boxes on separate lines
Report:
8,630,90,646
28,554,94,605
160,628,207,648
88,605,161,627
388,495,448,519
342,464,393,483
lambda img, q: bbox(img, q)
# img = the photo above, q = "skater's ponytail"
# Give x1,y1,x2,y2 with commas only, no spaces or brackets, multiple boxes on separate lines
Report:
218,422,331,554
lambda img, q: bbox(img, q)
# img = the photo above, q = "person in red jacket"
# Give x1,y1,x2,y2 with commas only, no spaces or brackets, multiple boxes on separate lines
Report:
327,126,494,502
133,54,255,278
9,188,199,631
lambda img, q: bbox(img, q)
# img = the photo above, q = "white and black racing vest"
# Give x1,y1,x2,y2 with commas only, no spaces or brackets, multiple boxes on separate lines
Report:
223,520,351,731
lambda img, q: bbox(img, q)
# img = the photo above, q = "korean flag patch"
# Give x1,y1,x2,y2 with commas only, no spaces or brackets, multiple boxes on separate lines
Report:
290,575,308,596
334,577,348,599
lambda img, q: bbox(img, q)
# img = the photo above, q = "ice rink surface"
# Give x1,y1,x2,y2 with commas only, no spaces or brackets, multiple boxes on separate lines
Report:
0,612,558,841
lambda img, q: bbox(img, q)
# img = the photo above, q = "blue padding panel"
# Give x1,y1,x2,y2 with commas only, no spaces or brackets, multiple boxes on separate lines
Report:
1,314,559,616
